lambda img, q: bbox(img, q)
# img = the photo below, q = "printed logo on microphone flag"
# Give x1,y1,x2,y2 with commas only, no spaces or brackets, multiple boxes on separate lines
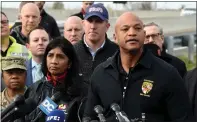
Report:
58,104,68,115
39,97,58,115
58,104,67,110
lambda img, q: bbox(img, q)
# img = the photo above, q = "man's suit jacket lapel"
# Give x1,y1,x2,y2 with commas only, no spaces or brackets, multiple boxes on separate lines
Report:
25,58,33,87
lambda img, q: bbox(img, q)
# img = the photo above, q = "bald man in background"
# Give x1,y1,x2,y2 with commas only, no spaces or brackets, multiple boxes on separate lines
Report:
64,16,84,45
10,3,41,45
10,1,33,30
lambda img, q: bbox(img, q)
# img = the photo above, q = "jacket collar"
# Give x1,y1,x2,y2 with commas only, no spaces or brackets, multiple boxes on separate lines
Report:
13,25,27,40
80,34,112,53
103,48,153,70
40,9,47,17
160,50,172,62
102,49,153,82
9,36,17,43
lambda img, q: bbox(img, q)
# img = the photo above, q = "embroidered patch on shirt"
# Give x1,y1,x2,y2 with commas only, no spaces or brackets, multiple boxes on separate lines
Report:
140,79,154,97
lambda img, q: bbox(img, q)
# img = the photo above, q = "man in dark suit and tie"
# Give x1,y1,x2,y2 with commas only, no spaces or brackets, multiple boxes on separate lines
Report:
25,26,50,86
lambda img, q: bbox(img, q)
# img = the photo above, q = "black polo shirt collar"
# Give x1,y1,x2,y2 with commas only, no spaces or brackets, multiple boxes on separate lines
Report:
104,48,152,70
118,49,152,75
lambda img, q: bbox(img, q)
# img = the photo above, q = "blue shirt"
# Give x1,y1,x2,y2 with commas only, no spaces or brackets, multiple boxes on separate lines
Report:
31,59,42,83
83,38,105,60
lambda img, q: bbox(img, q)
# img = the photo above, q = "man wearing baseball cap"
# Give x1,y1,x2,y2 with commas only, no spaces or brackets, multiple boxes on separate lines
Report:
0,56,27,111
74,3,118,88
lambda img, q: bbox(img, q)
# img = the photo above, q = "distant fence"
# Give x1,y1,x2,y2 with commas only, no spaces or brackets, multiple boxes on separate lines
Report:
165,33,196,63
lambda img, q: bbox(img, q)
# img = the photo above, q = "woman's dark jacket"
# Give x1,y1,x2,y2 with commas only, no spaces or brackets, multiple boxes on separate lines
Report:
23,75,87,122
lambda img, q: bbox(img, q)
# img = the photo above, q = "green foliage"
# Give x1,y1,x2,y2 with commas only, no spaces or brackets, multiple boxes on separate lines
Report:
178,55,196,71
52,2,64,10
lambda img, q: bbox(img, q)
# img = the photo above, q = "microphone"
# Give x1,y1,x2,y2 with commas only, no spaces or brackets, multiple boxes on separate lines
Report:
1,94,25,118
94,105,106,122
32,92,61,122
111,103,130,122
46,109,65,122
1,98,37,122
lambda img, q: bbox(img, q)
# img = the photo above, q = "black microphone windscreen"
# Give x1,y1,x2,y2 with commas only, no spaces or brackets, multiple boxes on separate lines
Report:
16,98,37,115
1,94,25,118
14,94,25,104
51,92,61,102
1,98,37,122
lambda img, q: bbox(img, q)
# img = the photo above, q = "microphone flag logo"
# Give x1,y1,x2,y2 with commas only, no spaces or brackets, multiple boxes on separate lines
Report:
39,96,58,115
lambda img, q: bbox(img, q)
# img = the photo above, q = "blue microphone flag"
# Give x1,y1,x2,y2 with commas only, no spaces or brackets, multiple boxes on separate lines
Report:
39,96,58,115
46,109,65,122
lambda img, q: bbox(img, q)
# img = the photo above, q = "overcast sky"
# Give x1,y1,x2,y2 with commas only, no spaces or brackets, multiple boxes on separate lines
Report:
1,1,196,10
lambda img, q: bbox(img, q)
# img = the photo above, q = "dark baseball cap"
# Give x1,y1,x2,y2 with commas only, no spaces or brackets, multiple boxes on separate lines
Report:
84,3,109,21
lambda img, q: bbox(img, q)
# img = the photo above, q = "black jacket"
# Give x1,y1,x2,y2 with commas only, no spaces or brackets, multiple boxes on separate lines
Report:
23,76,86,122
10,9,60,40
71,12,84,20
160,50,187,78
84,49,191,122
39,9,60,39
73,38,118,85
10,21,21,31
10,25,27,45
144,44,187,78
185,68,197,119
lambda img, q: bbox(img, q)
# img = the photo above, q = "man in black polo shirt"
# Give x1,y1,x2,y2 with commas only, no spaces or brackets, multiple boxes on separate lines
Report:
83,12,192,122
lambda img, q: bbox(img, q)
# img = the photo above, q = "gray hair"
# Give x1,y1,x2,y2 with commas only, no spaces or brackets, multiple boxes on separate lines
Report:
144,22,163,35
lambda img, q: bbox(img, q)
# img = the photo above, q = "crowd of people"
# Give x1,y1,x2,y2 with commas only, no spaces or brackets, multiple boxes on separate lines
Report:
1,1,196,122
